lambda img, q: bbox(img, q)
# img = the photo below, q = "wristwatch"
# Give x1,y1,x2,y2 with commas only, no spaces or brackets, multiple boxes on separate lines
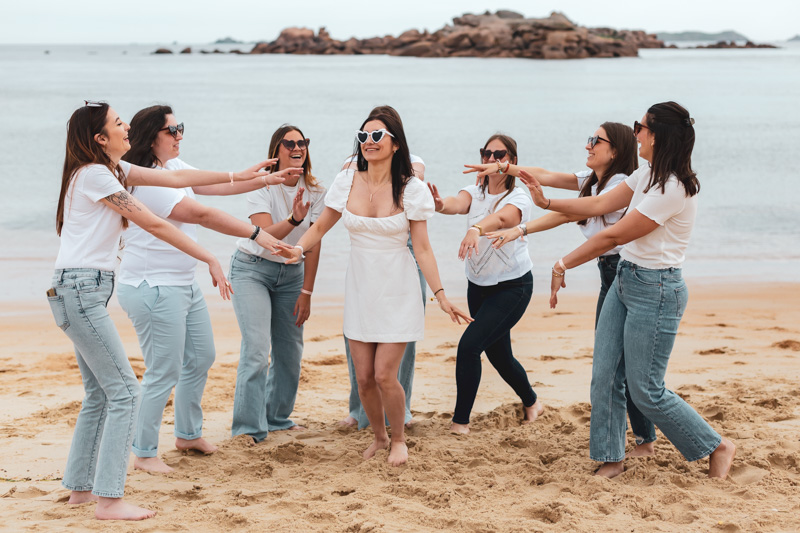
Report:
286,212,303,227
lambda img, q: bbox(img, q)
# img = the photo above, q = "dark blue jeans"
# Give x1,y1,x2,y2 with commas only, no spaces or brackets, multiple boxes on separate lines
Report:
453,271,536,425
597,254,657,445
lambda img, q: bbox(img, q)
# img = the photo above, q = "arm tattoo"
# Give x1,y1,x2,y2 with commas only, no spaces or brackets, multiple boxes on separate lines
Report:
105,191,142,214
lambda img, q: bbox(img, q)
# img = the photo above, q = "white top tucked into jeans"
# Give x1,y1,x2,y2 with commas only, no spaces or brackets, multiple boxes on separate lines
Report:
620,165,698,269
575,170,627,256
55,161,131,271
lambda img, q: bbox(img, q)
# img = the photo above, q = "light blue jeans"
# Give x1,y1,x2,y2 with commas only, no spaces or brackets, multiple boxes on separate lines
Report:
48,269,139,498
344,239,426,429
230,251,305,442
117,281,215,458
590,260,721,463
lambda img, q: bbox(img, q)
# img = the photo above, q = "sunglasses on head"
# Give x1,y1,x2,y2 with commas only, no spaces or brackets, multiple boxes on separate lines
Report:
587,135,612,148
280,139,310,150
633,121,650,135
356,129,394,144
159,123,184,139
84,100,103,108
479,149,508,161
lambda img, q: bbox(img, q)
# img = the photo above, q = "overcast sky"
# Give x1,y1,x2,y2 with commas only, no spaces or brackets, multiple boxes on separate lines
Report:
2,0,797,44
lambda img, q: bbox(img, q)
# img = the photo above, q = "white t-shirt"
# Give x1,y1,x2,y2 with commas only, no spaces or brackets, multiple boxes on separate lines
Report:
236,176,327,263
575,170,627,256
620,165,698,269
55,161,130,271
118,158,198,287
460,185,533,286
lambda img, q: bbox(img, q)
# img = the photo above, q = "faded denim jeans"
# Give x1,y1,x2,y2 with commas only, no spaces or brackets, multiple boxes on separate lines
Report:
48,269,139,498
230,251,304,442
590,260,721,463
596,253,656,445
118,280,215,457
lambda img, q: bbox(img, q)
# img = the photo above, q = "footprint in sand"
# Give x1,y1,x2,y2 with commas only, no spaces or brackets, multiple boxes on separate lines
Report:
772,339,800,351
730,464,770,485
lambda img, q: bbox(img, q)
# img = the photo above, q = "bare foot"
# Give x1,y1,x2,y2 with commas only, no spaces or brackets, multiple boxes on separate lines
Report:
362,436,390,459
450,422,470,435
708,437,736,479
387,441,409,466
68,490,99,504
134,456,174,474
627,441,655,458
404,419,415,429
595,461,625,478
522,400,545,424
95,497,156,521
175,437,217,455
289,425,306,431
339,416,357,427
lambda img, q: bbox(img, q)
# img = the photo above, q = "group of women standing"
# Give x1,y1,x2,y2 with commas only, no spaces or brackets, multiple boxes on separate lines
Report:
48,99,734,521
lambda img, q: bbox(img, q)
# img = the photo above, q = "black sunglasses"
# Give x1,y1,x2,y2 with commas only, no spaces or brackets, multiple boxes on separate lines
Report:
280,139,310,150
587,135,612,148
479,149,508,161
159,123,184,139
633,121,650,135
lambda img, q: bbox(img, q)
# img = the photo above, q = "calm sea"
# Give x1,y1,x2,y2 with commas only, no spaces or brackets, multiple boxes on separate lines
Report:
1,43,799,305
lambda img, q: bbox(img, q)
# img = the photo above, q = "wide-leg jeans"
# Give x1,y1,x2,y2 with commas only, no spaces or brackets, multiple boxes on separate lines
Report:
230,251,304,442
48,269,139,498
590,260,721,463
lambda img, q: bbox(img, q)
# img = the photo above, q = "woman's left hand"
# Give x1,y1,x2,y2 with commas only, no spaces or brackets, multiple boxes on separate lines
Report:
233,159,279,181
458,229,481,261
266,166,303,186
519,170,550,209
207,258,232,300
485,227,522,249
292,186,311,221
463,163,498,183
294,292,311,326
436,295,473,324
549,264,566,309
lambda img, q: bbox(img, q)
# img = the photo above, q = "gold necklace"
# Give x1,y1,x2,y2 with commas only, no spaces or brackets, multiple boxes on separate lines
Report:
362,174,390,202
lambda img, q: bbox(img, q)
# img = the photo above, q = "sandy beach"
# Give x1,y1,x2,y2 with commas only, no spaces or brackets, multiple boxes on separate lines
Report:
1,281,799,532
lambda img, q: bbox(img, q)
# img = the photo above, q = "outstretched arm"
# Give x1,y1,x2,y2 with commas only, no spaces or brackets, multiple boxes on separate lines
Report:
458,203,522,260
193,166,302,196
464,163,578,190
521,170,632,217
126,159,276,188
486,211,582,249
428,185,471,215
101,191,232,299
275,206,341,263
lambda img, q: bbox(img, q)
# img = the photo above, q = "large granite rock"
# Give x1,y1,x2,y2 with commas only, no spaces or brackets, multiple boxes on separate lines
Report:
246,11,665,59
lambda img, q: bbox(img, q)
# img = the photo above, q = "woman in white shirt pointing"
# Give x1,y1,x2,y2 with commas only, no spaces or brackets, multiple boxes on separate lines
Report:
523,102,735,479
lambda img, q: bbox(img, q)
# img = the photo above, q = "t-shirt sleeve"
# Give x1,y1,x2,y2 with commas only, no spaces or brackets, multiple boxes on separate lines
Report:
324,170,355,213
132,187,185,218
499,188,532,222
244,187,273,217
410,154,425,166
164,158,197,171
403,177,435,221
574,169,592,189
81,165,126,202
625,168,644,192
634,179,687,226
308,186,327,223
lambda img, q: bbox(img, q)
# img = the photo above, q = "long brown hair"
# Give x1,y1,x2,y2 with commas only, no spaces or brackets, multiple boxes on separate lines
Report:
56,103,127,235
354,110,413,209
577,122,638,226
123,104,173,168
267,124,320,190
479,133,518,212
644,101,700,197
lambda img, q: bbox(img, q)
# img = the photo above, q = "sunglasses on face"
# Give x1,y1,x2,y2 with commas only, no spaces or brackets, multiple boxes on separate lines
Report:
633,121,650,135
280,139,310,151
159,123,185,139
356,129,394,144
587,135,612,148
479,149,508,161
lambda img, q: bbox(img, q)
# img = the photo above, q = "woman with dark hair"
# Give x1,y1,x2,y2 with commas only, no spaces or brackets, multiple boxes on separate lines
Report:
48,101,275,520
472,123,657,455
524,102,735,479
428,134,542,434
230,124,326,443
278,109,470,466
117,105,296,473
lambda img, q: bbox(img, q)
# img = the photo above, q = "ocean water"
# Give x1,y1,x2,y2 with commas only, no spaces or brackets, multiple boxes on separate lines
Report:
1,43,799,304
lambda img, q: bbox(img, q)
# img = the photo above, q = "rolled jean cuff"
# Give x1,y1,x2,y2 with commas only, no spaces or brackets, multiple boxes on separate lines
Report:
62,482,93,492
131,444,159,458
682,435,722,463
174,429,203,441
634,434,657,445
93,489,125,498
590,455,625,463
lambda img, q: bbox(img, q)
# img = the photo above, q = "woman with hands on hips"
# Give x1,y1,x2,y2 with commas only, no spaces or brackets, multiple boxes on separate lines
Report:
277,109,470,466
230,125,326,443
521,102,735,480
476,123,657,457
428,134,543,435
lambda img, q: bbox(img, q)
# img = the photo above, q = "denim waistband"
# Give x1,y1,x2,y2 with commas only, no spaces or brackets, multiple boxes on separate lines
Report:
619,259,681,274
233,250,302,267
54,268,115,281
597,253,620,263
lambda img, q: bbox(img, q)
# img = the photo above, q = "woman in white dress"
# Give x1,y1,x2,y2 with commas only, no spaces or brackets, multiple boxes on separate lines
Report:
278,108,471,466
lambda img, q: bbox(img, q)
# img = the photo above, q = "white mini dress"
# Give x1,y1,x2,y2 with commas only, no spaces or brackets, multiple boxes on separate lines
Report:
325,169,434,343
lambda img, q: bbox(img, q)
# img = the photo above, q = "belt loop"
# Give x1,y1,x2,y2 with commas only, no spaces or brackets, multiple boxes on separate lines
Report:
57,269,65,283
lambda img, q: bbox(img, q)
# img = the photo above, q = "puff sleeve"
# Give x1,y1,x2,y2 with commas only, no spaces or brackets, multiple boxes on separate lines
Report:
324,169,355,213
403,177,435,221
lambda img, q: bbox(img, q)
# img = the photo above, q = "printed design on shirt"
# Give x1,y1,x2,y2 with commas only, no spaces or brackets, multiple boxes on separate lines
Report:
468,242,514,277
